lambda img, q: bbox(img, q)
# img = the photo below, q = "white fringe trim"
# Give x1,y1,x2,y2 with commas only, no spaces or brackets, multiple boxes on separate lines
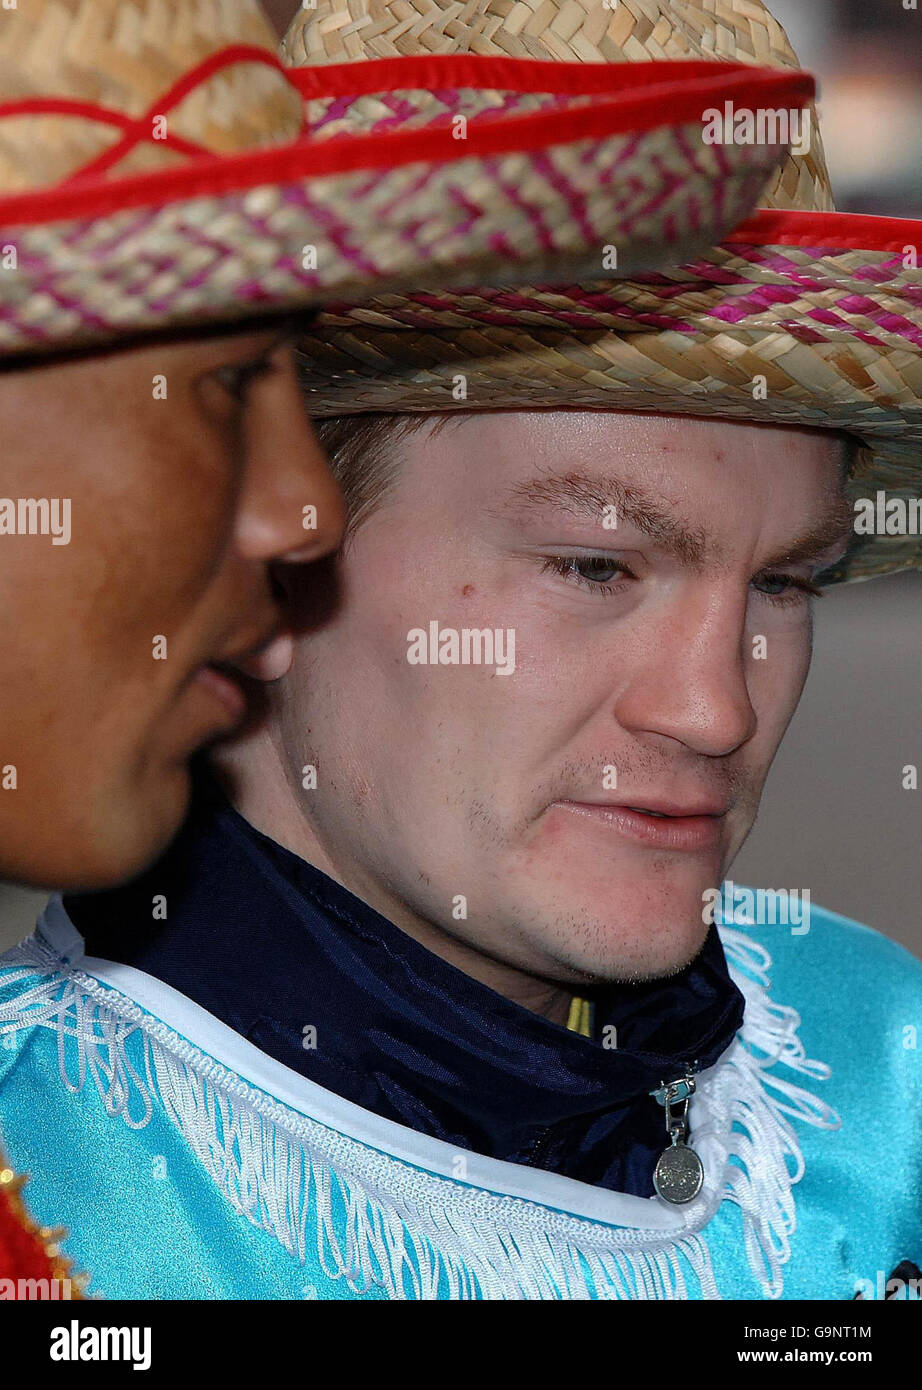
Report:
0,924,839,1301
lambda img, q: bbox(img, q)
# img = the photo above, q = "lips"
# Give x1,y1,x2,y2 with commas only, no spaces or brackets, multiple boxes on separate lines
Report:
552,798,729,852
192,662,248,726
187,618,290,734
617,799,729,818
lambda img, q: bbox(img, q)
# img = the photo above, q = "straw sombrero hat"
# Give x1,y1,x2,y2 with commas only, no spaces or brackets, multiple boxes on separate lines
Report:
289,0,922,585
0,0,812,363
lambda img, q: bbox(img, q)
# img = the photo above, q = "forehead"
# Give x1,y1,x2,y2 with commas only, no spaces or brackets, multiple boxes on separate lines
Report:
419,409,846,503
446,409,842,470
397,409,852,568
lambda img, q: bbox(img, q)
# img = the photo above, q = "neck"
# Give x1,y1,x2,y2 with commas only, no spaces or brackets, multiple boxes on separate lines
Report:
212,728,574,1027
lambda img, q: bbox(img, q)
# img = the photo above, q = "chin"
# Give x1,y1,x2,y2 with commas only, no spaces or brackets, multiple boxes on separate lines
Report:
516,868,715,984
67,765,191,892
0,756,193,893
556,916,709,984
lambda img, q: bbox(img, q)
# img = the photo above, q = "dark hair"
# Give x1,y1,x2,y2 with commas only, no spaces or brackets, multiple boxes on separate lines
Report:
313,413,454,533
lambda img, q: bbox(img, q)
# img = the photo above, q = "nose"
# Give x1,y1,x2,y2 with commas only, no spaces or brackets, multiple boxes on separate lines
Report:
234,345,346,563
613,583,757,758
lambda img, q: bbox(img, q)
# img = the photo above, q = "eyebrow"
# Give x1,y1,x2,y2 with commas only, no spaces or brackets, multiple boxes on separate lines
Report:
504,469,855,571
760,505,855,569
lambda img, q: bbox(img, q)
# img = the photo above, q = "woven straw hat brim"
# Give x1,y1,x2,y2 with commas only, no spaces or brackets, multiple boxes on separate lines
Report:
296,206,922,585
0,55,811,358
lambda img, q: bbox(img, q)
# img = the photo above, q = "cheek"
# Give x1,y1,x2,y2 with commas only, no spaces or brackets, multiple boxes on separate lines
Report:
0,365,244,808
748,624,813,744
92,429,238,647
331,532,560,779
20,446,238,745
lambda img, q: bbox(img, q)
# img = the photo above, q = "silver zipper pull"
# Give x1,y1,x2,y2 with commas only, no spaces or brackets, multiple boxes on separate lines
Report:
650,1070,704,1204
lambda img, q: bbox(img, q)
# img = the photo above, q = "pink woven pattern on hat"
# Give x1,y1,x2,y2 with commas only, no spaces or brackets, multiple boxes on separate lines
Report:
283,0,835,214
295,224,922,582
324,243,922,357
0,113,781,353
303,85,597,138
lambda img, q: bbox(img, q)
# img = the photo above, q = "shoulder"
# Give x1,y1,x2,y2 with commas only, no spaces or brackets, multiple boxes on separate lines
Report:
0,938,51,1083
0,933,52,1010
718,893,922,1099
0,904,81,1093
722,894,922,1004
719,896,922,1274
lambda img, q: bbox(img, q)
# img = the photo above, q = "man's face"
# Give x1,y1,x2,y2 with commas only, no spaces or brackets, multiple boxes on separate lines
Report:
0,324,344,890
274,411,851,985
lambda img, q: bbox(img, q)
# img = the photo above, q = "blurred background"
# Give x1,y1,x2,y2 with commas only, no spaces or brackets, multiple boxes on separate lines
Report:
771,0,922,216
0,0,918,957
714,0,922,958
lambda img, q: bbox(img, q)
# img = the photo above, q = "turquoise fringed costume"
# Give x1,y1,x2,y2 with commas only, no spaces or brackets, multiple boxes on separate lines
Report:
1,891,919,1300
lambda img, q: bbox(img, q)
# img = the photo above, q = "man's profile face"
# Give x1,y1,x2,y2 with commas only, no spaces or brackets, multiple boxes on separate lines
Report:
0,324,344,890
275,411,852,985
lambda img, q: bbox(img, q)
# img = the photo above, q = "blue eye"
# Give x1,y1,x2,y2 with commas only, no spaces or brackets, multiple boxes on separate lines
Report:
753,573,824,606
543,555,634,592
